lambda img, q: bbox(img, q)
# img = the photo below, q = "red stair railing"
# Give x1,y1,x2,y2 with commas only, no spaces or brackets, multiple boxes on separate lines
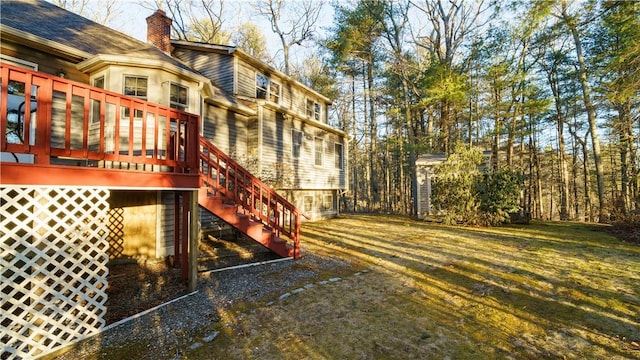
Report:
199,136,302,259
0,63,199,174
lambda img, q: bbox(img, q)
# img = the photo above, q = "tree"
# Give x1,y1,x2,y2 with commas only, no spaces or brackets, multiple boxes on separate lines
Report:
253,0,324,76
143,0,231,43
594,0,640,213
49,0,123,26
557,0,607,222
233,22,270,62
327,0,386,211
411,0,493,154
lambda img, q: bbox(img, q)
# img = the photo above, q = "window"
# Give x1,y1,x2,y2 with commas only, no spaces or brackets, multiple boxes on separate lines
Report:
303,195,314,213
170,83,188,111
334,143,343,169
292,129,303,158
314,137,323,166
256,73,268,99
269,81,281,103
91,76,104,124
124,76,147,99
322,195,334,211
123,76,147,118
306,99,321,121
93,76,105,89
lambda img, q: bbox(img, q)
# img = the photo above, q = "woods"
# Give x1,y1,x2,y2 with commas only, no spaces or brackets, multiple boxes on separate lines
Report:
322,0,639,223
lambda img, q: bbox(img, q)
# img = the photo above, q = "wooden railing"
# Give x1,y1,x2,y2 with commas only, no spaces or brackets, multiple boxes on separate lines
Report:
0,63,199,174
199,135,302,258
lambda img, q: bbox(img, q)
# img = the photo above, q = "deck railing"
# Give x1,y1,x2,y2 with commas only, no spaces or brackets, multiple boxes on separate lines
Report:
0,63,199,173
199,136,302,258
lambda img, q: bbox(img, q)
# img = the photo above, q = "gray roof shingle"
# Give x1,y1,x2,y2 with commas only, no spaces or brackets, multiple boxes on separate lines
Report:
0,0,192,71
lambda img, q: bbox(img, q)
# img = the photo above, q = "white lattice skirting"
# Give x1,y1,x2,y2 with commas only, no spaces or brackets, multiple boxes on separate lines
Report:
1,186,110,359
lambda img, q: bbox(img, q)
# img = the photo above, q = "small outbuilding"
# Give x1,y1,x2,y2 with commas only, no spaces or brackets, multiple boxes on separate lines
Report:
416,153,447,219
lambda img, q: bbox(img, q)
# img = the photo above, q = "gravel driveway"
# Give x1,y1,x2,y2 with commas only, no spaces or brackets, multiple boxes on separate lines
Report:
53,252,353,360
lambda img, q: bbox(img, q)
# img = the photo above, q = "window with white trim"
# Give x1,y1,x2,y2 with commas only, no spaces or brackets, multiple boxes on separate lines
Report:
170,83,188,111
124,76,147,99
314,137,323,166
269,81,281,103
303,195,314,213
123,76,147,118
322,195,334,211
91,76,104,124
256,73,268,99
334,142,343,169
306,99,321,122
292,129,303,158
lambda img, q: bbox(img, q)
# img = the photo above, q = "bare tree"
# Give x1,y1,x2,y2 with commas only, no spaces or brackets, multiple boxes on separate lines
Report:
253,0,324,75
50,0,122,26
142,0,230,43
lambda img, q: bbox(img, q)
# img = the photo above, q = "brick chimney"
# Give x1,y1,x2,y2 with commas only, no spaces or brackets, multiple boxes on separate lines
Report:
146,10,172,53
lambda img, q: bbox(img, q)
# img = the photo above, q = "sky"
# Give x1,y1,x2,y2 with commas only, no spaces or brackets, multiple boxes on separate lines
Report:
74,0,334,69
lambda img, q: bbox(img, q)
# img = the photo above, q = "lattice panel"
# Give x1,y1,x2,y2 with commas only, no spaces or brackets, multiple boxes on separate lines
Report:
1,187,110,359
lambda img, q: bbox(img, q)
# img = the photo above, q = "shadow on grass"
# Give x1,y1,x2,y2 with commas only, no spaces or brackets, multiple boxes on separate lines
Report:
301,214,639,358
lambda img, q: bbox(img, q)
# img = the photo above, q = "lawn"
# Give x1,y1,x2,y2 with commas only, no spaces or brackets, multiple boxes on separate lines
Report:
187,214,639,359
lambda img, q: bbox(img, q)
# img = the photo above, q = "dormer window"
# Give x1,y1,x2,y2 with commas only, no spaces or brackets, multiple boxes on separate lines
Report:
256,73,268,99
170,83,188,111
306,99,321,122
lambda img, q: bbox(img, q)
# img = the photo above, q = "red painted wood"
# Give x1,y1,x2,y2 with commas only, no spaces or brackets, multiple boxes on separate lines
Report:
0,63,199,174
198,136,302,259
0,163,199,188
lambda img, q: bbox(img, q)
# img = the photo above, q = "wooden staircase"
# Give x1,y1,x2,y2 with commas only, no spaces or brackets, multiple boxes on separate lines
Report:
198,136,303,259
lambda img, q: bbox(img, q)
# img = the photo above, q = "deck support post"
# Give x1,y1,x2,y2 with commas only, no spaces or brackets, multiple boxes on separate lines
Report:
181,191,189,281
188,189,199,292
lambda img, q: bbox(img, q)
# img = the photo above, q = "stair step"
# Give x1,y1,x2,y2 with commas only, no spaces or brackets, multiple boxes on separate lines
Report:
198,186,295,259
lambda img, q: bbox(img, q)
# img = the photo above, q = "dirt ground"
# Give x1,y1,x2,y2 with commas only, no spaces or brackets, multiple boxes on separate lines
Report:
105,231,280,325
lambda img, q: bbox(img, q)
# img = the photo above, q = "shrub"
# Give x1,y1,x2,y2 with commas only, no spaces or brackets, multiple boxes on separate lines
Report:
432,144,524,226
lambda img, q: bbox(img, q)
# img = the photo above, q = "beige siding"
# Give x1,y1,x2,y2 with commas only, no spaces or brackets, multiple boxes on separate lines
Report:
172,48,235,94
109,190,158,259
203,104,248,159
259,108,346,190
0,42,89,83
236,61,254,98
158,191,176,256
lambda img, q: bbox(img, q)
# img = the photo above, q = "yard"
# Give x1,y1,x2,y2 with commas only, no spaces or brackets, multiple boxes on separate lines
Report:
188,215,639,359
58,214,639,359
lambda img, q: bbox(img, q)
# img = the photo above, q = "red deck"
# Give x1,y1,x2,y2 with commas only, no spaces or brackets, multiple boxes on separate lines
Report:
0,63,200,188
1,62,301,259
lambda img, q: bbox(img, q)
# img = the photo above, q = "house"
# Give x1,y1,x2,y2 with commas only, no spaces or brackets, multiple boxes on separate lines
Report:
0,1,347,358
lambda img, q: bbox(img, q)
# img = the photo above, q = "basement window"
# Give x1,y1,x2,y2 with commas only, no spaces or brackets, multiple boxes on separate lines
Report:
303,195,314,213
322,195,334,211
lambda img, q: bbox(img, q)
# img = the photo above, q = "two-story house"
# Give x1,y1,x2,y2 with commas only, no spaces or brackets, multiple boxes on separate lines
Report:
0,1,347,358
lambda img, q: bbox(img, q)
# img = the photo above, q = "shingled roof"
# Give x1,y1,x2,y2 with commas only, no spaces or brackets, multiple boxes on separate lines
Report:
0,0,191,71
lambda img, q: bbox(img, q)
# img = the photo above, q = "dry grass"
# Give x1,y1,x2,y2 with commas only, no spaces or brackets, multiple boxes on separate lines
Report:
187,214,639,359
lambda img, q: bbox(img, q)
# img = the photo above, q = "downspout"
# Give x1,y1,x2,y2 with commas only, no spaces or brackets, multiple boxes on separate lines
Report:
257,100,264,177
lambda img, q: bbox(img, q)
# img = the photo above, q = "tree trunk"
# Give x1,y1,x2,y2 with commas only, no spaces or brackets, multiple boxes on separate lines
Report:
563,3,606,222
